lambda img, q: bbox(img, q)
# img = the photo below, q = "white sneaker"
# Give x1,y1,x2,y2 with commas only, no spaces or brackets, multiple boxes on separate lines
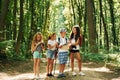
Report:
36,75,40,79
79,71,85,76
72,72,77,76
34,75,37,79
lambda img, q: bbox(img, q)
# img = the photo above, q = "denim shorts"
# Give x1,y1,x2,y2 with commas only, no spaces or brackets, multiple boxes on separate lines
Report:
33,51,42,59
58,52,68,64
47,50,55,59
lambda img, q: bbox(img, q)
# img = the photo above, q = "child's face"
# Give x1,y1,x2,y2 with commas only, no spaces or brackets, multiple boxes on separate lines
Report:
60,32,66,37
51,34,56,40
72,27,77,34
37,35,41,41
53,34,56,39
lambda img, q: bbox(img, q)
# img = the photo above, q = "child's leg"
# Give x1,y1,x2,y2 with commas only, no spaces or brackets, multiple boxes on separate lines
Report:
61,64,65,73
46,58,51,74
36,58,40,76
76,52,81,72
70,53,74,71
33,58,37,76
50,59,54,74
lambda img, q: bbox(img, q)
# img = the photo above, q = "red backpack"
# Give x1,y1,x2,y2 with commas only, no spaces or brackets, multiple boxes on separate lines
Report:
79,34,83,47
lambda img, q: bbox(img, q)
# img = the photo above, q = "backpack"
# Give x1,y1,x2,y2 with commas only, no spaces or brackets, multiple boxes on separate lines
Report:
58,37,67,45
79,34,83,47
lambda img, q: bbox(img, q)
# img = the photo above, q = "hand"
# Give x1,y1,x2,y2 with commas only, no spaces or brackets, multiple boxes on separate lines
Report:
59,45,62,48
68,43,72,47
37,42,41,45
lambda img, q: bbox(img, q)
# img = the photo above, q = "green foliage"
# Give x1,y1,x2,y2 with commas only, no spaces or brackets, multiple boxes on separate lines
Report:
81,52,107,62
0,40,29,60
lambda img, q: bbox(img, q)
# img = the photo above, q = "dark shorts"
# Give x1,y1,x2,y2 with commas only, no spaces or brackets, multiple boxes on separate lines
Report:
69,50,79,53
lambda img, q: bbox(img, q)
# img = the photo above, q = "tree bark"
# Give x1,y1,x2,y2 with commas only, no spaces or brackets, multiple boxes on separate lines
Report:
86,0,98,53
99,0,109,51
108,0,118,46
15,0,24,54
74,0,82,27
0,0,10,41
71,0,76,25
83,0,87,51
13,0,17,40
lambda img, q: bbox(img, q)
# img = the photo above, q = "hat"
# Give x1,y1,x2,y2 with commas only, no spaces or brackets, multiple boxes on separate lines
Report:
73,25,79,28
60,28,66,32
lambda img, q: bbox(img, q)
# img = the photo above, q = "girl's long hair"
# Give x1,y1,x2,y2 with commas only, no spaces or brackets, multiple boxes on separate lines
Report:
32,32,42,43
70,26,80,41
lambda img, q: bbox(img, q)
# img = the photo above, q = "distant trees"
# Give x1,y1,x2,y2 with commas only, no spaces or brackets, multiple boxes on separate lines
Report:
0,0,119,57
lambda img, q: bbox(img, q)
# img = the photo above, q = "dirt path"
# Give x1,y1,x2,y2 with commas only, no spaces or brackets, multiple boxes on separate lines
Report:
0,58,120,80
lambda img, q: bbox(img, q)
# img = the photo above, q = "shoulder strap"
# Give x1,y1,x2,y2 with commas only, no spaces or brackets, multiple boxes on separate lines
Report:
58,37,60,45
79,35,82,46
65,38,67,43
58,37,67,44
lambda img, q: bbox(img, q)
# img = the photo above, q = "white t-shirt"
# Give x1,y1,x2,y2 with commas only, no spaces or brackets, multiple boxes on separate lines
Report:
48,40,56,51
57,37,68,52
71,38,79,50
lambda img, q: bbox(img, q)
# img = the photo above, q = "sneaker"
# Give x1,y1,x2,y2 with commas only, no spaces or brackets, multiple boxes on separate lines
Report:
72,72,77,76
61,73,66,77
46,73,50,77
79,71,85,76
49,73,54,77
57,74,63,78
34,75,37,79
36,75,40,79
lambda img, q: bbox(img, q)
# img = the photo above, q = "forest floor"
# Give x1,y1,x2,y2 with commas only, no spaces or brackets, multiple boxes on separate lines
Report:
0,58,120,80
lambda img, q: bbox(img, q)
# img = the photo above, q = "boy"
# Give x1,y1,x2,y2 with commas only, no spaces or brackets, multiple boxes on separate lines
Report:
57,28,69,78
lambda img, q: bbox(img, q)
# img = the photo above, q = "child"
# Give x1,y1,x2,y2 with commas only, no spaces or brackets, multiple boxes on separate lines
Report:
46,33,57,77
69,25,85,76
31,32,44,79
57,28,69,78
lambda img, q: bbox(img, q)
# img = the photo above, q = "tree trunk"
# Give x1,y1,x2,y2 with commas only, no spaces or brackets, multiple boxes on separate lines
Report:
0,0,2,13
15,0,24,54
86,0,98,53
83,0,87,51
74,0,82,27
43,0,50,35
99,0,109,51
0,0,10,41
99,12,102,48
108,0,118,46
71,0,76,25
13,0,17,40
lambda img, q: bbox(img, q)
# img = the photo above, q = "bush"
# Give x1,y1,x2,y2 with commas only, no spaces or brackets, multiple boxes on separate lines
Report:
81,52,107,63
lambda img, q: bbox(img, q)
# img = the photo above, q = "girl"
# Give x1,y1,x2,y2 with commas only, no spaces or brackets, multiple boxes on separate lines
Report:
69,25,85,76
31,32,44,79
46,33,57,77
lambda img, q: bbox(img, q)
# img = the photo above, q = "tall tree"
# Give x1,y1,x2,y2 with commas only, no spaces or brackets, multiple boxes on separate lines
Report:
15,0,24,54
71,0,76,25
83,0,88,51
108,0,118,46
74,0,83,27
13,0,17,40
99,0,109,51
0,0,10,41
86,0,98,53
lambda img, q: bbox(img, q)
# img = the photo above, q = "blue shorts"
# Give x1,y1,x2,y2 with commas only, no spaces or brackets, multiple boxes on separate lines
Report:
58,52,68,64
47,50,55,59
33,51,42,59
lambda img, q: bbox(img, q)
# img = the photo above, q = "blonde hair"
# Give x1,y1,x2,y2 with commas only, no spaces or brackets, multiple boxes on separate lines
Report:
32,32,42,43
31,32,43,52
